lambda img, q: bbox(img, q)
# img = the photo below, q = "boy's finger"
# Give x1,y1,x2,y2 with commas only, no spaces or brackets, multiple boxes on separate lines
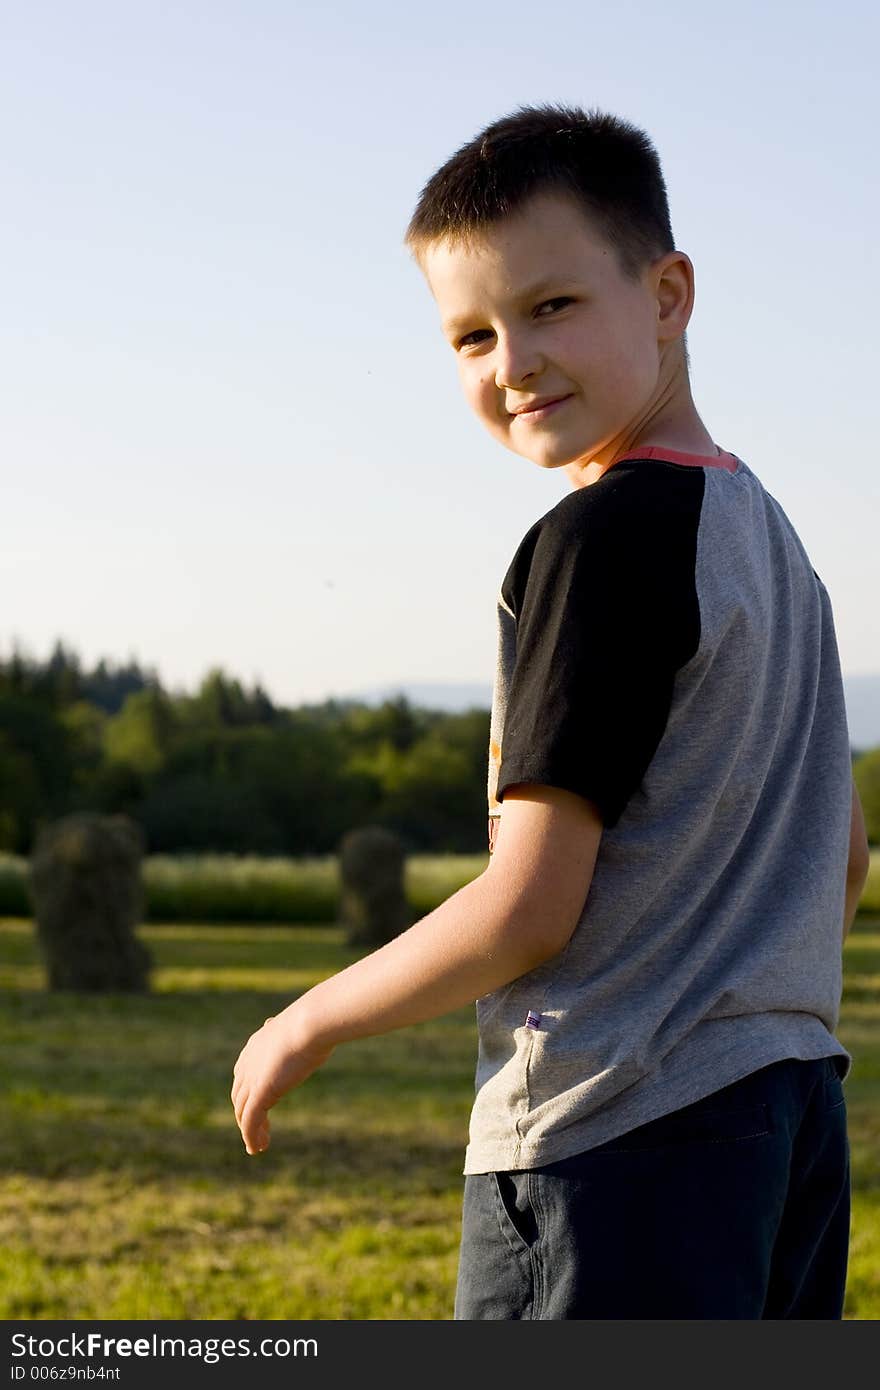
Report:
241,1102,269,1153
233,1083,250,1128
231,1075,246,1113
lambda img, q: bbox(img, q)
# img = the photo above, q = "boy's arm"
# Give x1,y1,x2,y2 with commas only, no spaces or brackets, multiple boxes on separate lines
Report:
844,774,870,942
231,783,603,1154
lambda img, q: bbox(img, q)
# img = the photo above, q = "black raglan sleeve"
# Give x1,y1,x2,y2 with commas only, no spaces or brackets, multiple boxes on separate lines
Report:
496,469,703,829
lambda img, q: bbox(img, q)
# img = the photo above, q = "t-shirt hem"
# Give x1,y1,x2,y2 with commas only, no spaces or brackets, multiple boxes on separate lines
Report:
462,1014,852,1174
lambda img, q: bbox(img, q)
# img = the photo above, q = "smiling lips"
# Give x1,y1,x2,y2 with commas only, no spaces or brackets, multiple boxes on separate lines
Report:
510,393,574,418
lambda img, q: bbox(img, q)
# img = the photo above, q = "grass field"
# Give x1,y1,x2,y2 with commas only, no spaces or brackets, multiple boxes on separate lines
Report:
1,901,878,1319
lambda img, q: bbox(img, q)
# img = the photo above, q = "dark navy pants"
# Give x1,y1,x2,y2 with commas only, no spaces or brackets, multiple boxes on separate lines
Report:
454,1057,851,1319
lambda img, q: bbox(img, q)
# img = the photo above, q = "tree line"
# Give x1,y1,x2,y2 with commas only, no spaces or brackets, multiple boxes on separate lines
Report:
1,640,877,858
0,641,490,857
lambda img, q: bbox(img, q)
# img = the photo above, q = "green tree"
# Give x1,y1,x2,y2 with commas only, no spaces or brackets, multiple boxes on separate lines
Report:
187,669,265,728
338,696,426,755
853,746,880,846
103,688,177,777
0,693,74,850
61,700,108,805
378,736,484,852
0,734,41,852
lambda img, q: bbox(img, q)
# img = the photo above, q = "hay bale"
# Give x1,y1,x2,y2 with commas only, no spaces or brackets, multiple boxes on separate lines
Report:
338,824,413,947
28,811,152,992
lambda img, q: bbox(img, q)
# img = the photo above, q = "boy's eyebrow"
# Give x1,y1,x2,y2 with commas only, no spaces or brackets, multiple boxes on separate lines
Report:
441,276,580,338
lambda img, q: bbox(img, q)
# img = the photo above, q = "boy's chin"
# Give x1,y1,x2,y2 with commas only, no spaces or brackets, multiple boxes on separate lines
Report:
500,428,604,474
516,445,592,473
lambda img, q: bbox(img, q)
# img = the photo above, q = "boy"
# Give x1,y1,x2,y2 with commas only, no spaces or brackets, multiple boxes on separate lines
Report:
231,105,871,1319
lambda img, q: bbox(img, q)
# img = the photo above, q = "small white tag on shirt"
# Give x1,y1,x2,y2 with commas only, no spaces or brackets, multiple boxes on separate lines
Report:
525,1010,542,1031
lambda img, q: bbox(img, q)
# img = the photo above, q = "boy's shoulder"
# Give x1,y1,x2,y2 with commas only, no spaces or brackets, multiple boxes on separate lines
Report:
527,455,709,541
503,459,707,612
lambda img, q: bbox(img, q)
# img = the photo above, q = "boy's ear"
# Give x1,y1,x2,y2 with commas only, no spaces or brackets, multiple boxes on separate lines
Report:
651,249,695,344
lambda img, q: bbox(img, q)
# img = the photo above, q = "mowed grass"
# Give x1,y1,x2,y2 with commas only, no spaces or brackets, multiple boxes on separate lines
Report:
0,918,475,1320
1,906,878,1320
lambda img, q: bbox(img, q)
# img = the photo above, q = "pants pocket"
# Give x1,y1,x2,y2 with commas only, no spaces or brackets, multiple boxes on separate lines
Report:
492,1170,539,1253
822,1057,847,1112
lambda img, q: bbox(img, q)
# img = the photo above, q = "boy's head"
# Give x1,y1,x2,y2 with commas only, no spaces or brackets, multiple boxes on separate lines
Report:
406,105,698,477
405,104,674,285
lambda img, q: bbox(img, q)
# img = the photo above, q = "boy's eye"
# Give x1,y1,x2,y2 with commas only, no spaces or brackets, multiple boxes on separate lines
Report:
535,296,573,316
457,328,494,349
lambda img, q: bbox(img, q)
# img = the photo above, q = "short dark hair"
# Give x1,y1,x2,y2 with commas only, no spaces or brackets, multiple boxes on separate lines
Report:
405,104,675,282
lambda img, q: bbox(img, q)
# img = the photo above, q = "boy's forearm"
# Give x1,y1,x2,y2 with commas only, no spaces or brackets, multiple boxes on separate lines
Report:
231,851,579,1154
843,870,867,943
294,849,866,1045
291,866,559,1049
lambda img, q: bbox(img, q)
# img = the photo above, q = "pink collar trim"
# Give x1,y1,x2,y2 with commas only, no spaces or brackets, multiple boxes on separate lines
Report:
612,445,740,473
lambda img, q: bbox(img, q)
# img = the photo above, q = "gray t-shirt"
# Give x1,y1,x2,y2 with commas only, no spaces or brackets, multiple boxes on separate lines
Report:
465,446,852,1175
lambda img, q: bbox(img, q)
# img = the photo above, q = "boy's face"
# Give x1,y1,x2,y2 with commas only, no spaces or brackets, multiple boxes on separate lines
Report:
421,190,677,474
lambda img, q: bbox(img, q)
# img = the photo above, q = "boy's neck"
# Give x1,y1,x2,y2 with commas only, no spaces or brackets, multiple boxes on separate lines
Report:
565,380,717,489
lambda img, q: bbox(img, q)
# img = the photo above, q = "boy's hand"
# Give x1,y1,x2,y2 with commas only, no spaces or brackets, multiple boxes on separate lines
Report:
230,1002,335,1155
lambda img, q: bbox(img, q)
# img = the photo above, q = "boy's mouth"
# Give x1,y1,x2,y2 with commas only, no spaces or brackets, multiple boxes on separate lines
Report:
509,394,574,420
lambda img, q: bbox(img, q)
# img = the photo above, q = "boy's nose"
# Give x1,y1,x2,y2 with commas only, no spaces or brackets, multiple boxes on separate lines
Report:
493,334,543,390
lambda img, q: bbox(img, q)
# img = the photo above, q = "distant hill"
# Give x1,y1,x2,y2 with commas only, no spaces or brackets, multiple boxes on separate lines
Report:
348,674,880,753
348,681,494,714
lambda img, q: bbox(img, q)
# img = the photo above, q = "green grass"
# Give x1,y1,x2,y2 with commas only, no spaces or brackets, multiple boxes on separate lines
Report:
0,850,489,923
3,845,875,919
862,849,880,914
0,919,475,1320
0,908,878,1319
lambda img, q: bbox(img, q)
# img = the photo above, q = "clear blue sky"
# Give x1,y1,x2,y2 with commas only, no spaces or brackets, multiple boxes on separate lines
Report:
3,0,878,709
